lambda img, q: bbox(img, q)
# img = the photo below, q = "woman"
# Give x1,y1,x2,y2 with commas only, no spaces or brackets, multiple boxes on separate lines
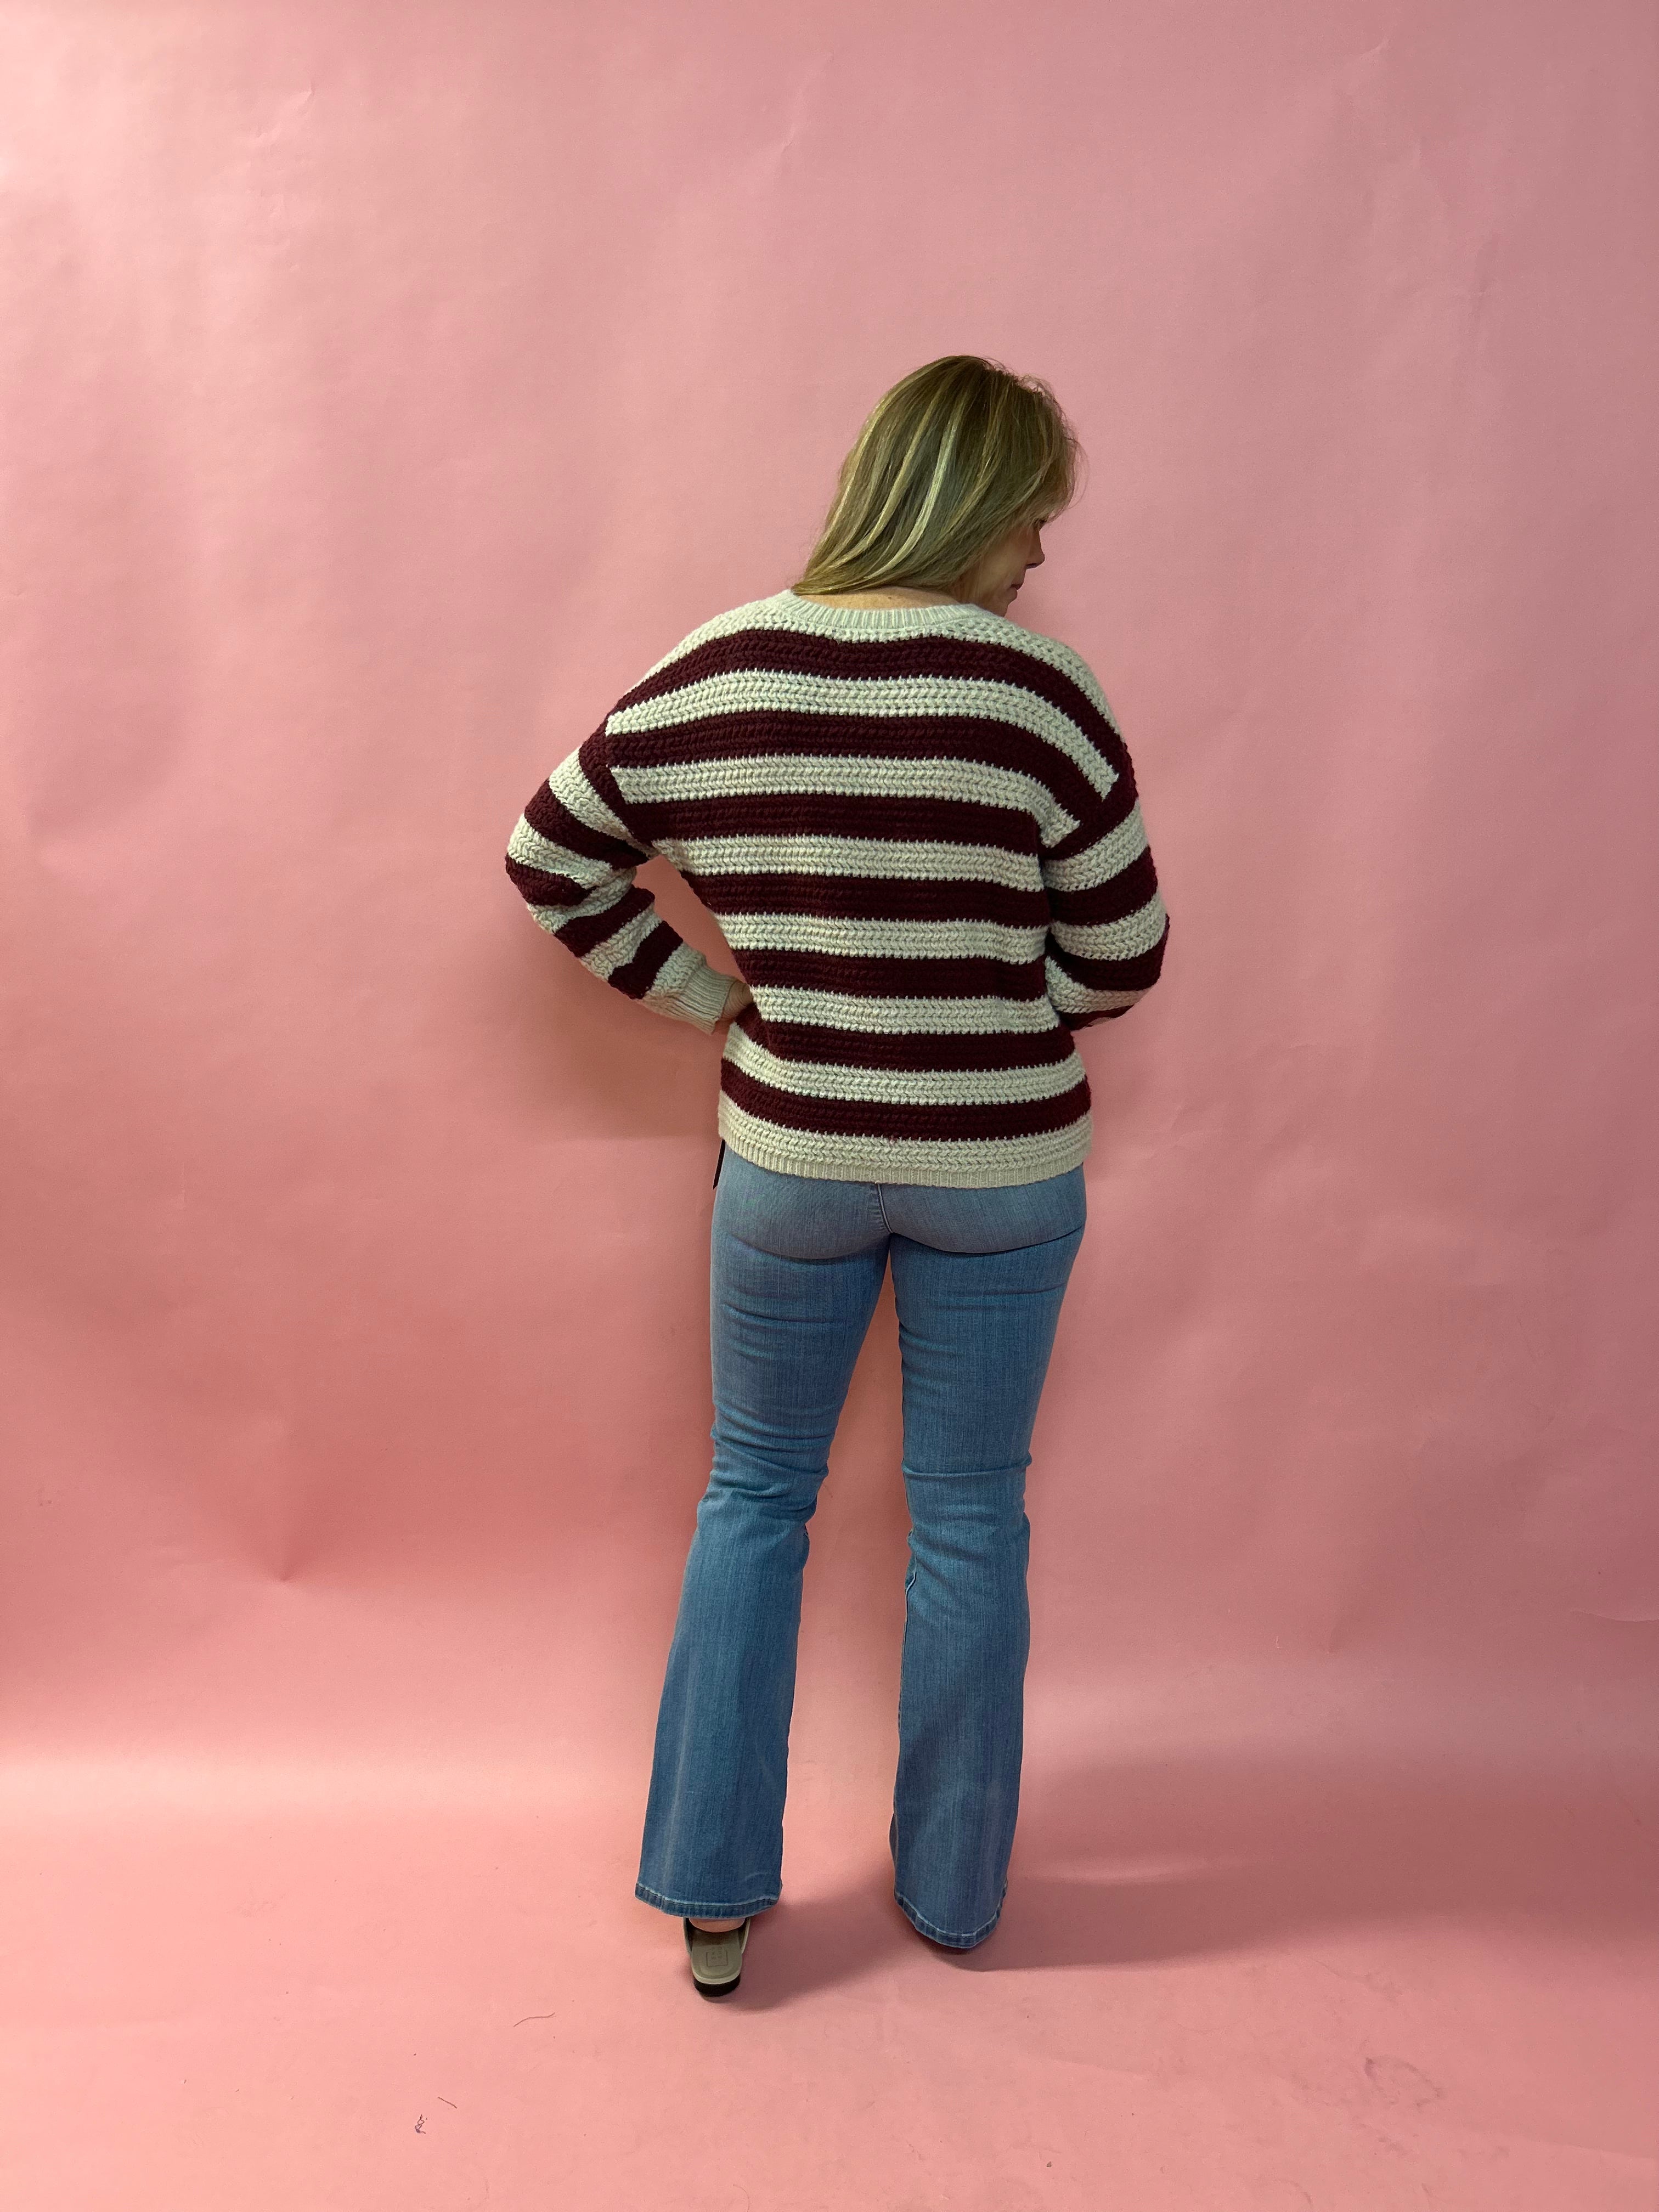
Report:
504,354,1170,1997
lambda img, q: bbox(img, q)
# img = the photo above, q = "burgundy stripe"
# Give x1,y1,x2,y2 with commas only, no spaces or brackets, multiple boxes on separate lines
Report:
682,871,1049,927
524,778,644,866
721,1060,1091,1143
736,947,1047,1000
504,855,591,909
1059,1007,1129,1031
737,1011,1078,1074
623,792,1037,850
608,919,679,1000
1047,934,1169,992
557,882,655,959
613,624,1130,783
611,710,1103,825
1047,847,1161,926
1042,774,1140,862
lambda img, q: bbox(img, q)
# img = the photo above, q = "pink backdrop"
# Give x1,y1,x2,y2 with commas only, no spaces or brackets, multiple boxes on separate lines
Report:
2,3,1655,2206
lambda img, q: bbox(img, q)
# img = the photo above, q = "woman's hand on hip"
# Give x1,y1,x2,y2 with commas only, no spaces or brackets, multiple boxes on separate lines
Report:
714,976,753,1029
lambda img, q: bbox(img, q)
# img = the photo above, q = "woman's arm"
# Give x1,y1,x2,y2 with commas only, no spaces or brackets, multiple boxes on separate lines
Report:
1040,752,1170,1030
505,730,742,1034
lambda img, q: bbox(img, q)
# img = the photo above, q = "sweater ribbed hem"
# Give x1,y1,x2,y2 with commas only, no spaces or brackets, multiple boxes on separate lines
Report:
716,1095,1093,1190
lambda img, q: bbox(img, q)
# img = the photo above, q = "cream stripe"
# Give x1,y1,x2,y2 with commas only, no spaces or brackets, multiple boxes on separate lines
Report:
644,940,705,1002
609,669,1121,803
715,1093,1092,1190
720,913,1044,961
648,833,1043,891
585,904,659,981
725,1028,1081,1107
749,989,1063,1035
1049,893,1169,961
611,751,1073,833
532,873,636,936
546,756,644,850
507,818,620,890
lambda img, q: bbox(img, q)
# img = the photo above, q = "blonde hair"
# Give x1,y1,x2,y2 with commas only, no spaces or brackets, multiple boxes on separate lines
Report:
792,354,1083,597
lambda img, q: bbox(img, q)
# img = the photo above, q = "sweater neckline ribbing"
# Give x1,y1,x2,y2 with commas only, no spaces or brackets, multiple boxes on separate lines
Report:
772,587,996,635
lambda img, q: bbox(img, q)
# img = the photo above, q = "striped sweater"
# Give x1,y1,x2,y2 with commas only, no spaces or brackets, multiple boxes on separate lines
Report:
504,586,1170,1189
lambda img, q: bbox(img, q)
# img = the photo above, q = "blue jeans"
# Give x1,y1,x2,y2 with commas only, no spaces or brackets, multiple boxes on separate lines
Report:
635,1149,1087,1949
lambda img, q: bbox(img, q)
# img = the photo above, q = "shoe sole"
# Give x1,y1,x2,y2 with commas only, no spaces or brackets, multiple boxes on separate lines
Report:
692,1970,742,1999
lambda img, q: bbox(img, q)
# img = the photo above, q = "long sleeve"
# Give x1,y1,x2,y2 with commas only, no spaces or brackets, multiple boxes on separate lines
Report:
504,726,735,1033
1040,701,1171,1031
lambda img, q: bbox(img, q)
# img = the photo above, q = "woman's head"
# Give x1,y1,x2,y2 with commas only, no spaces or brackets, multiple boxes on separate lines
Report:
793,354,1083,614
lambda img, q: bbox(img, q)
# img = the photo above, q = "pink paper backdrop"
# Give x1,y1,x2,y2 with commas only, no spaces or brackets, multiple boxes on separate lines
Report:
1,3,1654,2204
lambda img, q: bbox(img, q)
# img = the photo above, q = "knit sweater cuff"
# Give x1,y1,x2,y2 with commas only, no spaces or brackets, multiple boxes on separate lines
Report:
657,960,736,1035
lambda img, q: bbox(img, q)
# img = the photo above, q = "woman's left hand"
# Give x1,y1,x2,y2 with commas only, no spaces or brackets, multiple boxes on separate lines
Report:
714,976,753,1028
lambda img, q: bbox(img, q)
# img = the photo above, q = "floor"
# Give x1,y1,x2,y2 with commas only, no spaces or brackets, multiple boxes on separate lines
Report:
3,1712,1652,2211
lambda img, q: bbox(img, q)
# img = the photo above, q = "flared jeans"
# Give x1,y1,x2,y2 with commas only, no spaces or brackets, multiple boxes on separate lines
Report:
635,1148,1086,1949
